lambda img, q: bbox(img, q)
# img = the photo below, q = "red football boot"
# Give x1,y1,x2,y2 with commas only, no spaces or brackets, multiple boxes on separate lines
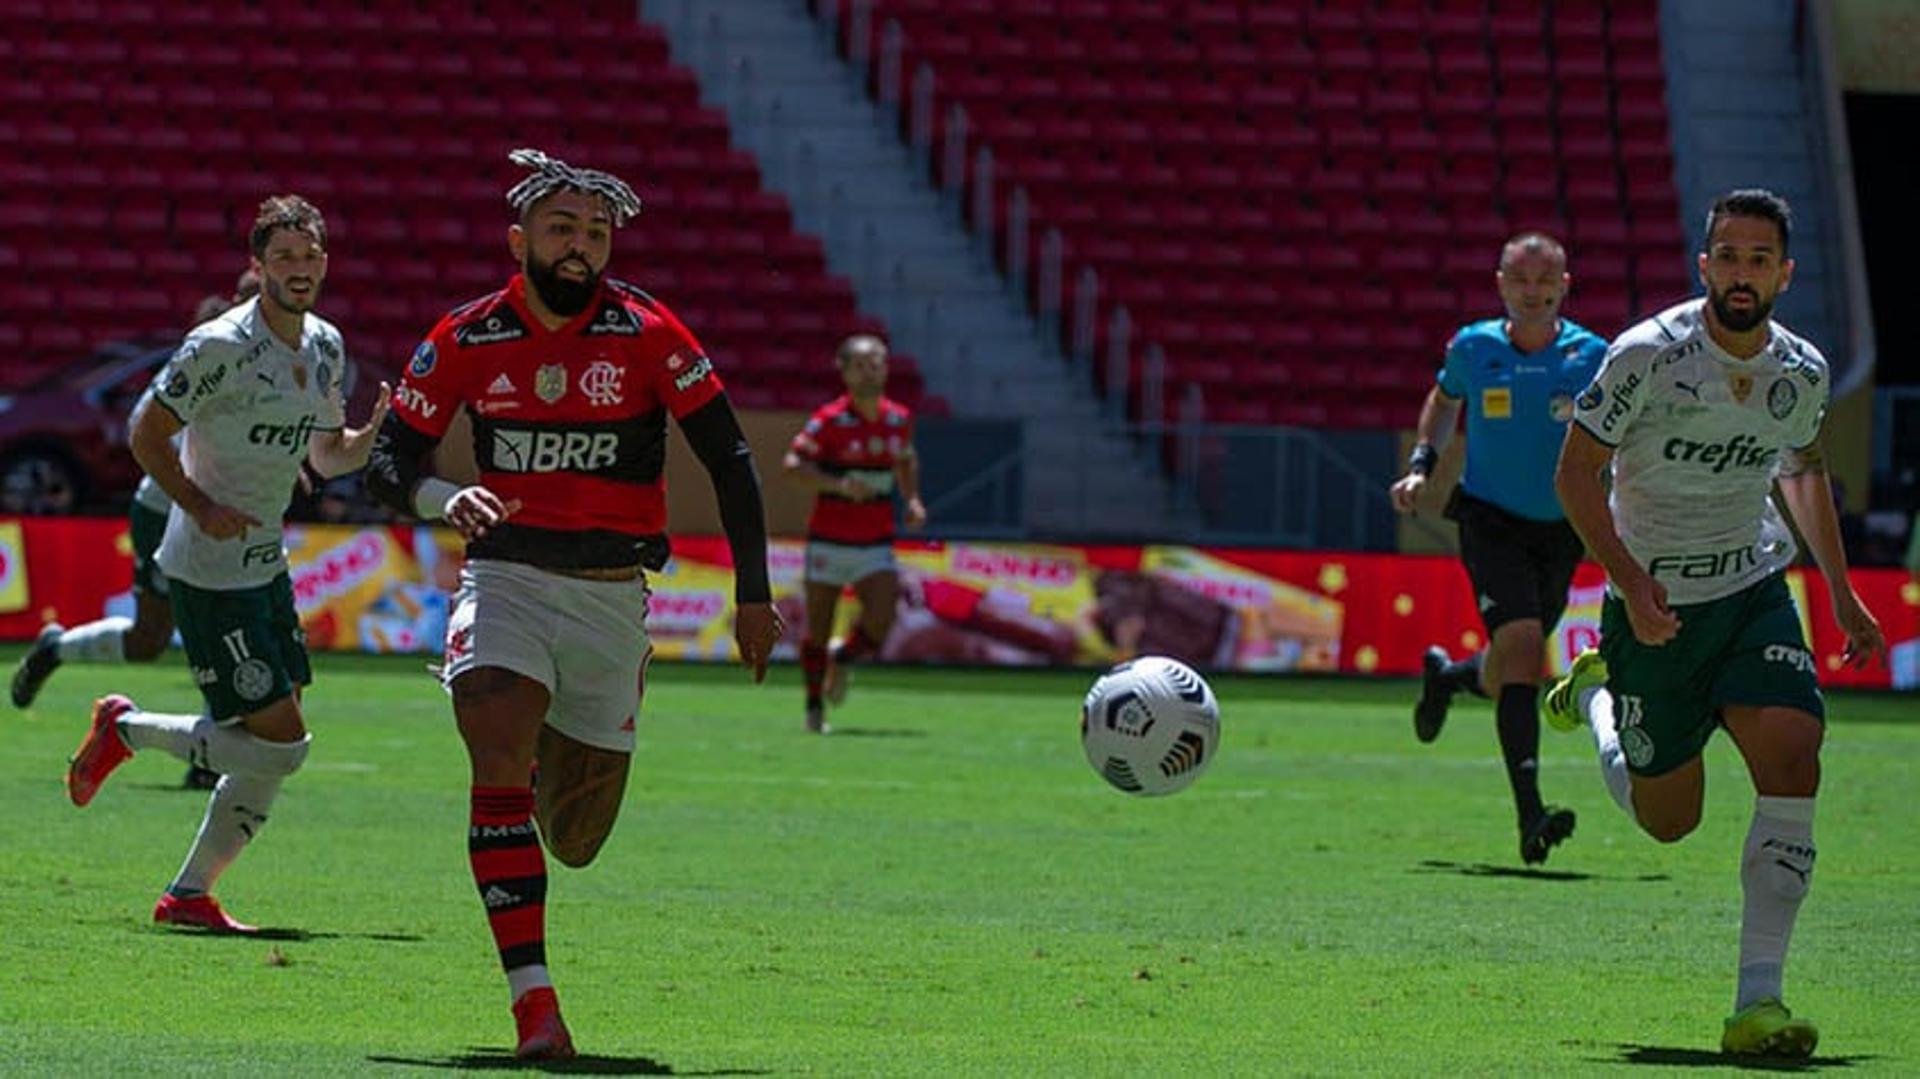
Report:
153,893,258,935
67,695,136,807
512,986,576,1060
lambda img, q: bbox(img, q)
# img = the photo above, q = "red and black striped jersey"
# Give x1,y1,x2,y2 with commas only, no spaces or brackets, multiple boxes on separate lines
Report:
790,394,914,545
392,273,724,568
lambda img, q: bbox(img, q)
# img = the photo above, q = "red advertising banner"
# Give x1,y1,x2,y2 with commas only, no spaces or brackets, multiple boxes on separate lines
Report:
4,516,1917,690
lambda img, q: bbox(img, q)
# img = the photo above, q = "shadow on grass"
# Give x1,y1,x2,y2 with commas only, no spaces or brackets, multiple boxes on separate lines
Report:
154,925,425,943
1411,859,1672,883
824,726,927,738
129,782,227,794
366,1050,770,1075
1594,1042,1876,1070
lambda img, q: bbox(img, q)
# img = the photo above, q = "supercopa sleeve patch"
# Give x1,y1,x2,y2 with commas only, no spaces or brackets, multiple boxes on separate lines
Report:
408,340,437,378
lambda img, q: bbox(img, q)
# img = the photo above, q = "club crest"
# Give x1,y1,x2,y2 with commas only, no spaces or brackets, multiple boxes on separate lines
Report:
580,360,624,406
1767,378,1797,420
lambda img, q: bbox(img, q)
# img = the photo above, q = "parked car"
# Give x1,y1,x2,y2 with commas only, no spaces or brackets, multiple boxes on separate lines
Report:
0,335,177,515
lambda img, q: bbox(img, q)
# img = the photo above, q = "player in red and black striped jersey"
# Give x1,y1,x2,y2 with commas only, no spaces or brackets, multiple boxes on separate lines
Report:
783,334,926,733
366,149,782,1060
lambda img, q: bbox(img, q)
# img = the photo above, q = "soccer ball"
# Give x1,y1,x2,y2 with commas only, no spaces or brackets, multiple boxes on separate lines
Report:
1080,656,1220,796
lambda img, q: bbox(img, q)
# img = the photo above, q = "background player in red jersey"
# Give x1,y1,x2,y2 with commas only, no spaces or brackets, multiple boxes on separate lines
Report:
783,334,926,733
365,149,782,1061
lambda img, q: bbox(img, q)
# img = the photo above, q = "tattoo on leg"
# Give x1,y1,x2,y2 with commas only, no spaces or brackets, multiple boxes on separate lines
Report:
451,667,531,708
533,725,631,869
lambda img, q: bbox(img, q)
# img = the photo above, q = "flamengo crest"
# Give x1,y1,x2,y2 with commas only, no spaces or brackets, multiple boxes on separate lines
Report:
580,361,625,406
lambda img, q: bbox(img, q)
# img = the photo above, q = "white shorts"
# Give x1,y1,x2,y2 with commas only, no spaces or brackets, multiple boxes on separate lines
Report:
804,540,897,588
442,559,653,753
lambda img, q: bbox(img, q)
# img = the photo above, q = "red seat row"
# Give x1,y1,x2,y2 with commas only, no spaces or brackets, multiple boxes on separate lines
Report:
0,6,937,416
850,0,1682,427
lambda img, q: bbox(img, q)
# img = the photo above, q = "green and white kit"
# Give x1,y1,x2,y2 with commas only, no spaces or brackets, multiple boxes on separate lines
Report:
148,298,345,717
1574,298,1828,606
149,297,345,590
1575,299,1831,774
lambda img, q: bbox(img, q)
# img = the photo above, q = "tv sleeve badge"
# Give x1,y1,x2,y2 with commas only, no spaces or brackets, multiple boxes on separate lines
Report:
0,521,27,612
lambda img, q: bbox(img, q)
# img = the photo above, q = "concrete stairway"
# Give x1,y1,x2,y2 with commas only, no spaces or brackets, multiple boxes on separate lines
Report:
645,0,1185,538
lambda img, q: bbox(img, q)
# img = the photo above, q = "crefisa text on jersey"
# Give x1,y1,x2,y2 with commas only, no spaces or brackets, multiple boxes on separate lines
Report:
247,414,319,453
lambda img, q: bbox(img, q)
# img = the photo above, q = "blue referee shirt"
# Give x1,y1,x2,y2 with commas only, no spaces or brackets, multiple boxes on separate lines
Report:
1436,318,1607,522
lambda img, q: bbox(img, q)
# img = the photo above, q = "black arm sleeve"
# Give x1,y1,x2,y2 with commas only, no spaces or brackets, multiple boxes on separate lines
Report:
679,395,772,603
364,412,441,519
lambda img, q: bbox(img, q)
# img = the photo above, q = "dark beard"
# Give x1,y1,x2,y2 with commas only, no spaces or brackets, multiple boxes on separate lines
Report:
264,277,315,314
1709,286,1771,332
526,253,600,316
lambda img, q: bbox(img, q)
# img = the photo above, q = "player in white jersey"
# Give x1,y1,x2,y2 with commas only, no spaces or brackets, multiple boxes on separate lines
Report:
14,272,261,796
61,196,390,934
1544,190,1885,1059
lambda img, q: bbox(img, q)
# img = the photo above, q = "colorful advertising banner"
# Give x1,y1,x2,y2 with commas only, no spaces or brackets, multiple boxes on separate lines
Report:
0,521,27,613
4,517,1917,690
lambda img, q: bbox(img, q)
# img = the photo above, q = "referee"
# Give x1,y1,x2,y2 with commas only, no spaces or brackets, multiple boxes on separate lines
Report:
1389,232,1607,865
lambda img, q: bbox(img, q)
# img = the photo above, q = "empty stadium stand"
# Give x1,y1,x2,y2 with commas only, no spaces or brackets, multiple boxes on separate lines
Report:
835,0,1687,427
0,0,936,415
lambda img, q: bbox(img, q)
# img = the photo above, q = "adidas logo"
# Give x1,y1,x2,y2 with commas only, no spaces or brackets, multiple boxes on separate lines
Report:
487,373,516,395
1477,593,1495,613
483,885,516,909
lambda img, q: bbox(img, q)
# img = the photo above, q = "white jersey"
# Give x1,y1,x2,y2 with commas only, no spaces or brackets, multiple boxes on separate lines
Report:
1572,299,1828,605
150,297,347,590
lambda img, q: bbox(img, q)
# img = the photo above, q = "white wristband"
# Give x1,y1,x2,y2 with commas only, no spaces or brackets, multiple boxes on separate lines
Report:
411,477,461,520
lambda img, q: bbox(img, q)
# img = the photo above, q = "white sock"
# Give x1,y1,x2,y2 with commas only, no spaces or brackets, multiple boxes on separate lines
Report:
58,618,132,663
169,772,282,897
1736,795,1816,1011
1583,686,1635,815
508,964,553,1003
118,710,208,762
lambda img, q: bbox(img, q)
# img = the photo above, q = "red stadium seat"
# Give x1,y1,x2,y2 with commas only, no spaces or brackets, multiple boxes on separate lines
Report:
0,5,904,407
4,3,1692,427
1268,399,1332,427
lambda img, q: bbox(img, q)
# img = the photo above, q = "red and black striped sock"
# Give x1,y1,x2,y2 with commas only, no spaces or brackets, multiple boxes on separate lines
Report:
835,626,877,665
469,786,548,986
801,640,827,707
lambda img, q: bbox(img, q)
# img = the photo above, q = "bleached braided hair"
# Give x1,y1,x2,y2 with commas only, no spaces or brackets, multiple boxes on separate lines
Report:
505,148,642,226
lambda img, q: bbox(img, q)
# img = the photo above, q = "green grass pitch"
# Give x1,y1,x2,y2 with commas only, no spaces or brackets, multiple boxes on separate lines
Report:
1,648,1914,1075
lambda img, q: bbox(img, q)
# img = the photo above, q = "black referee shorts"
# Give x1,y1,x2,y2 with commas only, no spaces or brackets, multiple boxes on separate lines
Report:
1446,488,1586,635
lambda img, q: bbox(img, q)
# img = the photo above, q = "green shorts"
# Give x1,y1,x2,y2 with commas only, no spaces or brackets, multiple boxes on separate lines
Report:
129,501,169,597
169,573,310,722
1599,573,1823,777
